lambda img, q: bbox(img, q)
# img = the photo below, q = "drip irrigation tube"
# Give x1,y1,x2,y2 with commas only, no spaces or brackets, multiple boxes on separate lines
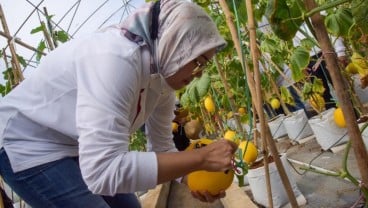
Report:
287,158,358,183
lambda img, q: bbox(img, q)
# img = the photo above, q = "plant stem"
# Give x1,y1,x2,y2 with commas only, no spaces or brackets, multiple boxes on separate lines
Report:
305,0,350,17
214,57,246,137
236,175,245,187
342,140,368,200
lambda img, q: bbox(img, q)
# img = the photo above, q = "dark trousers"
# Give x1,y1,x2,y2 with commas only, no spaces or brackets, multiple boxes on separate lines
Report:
173,125,190,151
308,53,336,110
0,148,141,208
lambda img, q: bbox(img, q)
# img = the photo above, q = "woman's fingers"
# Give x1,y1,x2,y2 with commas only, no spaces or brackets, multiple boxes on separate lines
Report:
197,139,239,172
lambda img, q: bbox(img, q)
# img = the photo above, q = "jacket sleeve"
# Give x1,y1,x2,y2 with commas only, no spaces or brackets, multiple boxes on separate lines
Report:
145,91,178,153
334,37,346,57
75,37,158,195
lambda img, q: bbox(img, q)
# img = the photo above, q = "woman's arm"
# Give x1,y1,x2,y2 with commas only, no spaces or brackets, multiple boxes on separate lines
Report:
156,139,238,184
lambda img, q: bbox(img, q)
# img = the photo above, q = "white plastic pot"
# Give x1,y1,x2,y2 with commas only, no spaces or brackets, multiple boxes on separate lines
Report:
247,153,306,208
226,118,252,135
308,108,349,151
283,109,314,141
353,74,368,103
359,123,368,150
267,114,288,139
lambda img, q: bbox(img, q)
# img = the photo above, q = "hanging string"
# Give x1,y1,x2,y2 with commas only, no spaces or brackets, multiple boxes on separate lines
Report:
98,1,137,29
59,0,81,34
71,0,110,36
231,0,253,140
25,0,69,36
119,0,136,23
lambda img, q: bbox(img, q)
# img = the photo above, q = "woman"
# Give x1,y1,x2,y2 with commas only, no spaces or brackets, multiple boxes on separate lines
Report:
0,0,237,207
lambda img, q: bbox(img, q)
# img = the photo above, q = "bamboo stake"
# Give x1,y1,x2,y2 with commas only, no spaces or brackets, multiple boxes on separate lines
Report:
244,0,299,207
217,0,257,99
217,1,274,205
43,7,58,48
251,100,274,208
2,49,14,87
0,31,46,56
41,21,54,50
0,4,24,84
304,0,368,193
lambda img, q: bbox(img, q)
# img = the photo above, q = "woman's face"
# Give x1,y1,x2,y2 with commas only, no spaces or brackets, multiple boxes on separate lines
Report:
165,49,216,90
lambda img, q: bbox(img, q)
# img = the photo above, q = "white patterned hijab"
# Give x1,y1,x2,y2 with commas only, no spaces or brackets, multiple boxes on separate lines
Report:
120,0,226,77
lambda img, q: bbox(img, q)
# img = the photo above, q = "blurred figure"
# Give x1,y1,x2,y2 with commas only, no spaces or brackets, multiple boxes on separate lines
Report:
172,103,190,151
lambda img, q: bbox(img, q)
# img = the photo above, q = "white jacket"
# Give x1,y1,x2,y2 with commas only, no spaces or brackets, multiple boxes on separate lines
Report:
0,27,177,195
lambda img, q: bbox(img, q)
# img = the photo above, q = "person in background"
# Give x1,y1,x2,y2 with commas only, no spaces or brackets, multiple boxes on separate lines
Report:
294,26,348,110
172,102,191,151
0,1,238,207
257,17,307,117
276,64,307,114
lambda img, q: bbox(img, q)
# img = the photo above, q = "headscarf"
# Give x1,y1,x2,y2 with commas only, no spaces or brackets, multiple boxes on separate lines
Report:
120,0,226,78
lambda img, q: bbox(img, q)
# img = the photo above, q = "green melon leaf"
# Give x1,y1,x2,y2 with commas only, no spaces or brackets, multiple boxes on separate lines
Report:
289,46,310,82
325,8,353,37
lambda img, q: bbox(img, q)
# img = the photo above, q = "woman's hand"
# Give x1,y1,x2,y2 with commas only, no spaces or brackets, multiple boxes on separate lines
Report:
179,139,237,203
156,139,237,185
181,175,226,203
197,139,238,172
191,190,226,203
